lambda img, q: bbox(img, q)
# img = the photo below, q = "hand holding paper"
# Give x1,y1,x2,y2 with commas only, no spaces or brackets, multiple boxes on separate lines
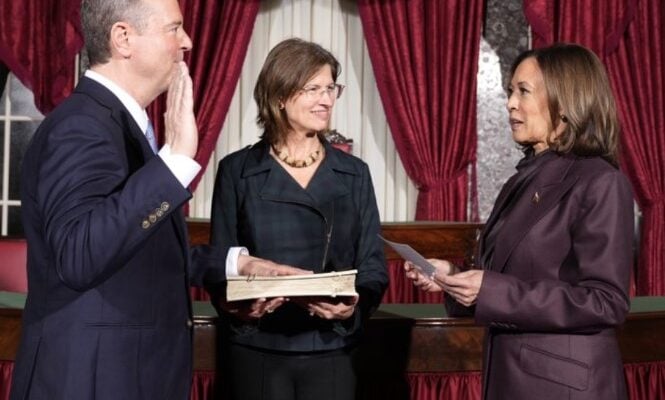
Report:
435,269,484,307
378,234,458,293
378,235,438,277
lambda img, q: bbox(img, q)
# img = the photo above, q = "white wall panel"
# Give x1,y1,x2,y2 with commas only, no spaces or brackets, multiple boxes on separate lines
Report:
189,0,418,222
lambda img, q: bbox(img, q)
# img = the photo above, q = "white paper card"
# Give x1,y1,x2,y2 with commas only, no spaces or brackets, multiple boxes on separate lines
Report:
378,235,437,277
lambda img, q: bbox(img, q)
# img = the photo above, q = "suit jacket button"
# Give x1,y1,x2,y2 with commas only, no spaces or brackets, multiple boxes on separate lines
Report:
186,319,193,328
155,209,164,217
149,213,157,223
160,202,170,212
142,220,151,229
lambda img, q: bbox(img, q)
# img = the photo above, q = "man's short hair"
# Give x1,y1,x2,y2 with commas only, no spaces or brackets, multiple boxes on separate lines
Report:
81,0,151,66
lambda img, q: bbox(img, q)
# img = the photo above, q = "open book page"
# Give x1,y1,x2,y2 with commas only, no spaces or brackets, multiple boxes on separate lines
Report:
227,270,358,302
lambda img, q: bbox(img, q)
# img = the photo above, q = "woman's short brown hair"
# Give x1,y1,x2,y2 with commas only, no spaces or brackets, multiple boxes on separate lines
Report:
254,38,341,144
511,43,621,166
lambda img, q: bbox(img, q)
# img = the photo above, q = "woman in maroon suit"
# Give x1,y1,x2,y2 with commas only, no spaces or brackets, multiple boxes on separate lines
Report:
406,43,633,400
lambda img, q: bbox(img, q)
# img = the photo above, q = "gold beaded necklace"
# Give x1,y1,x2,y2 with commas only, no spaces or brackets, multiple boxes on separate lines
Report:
272,144,322,168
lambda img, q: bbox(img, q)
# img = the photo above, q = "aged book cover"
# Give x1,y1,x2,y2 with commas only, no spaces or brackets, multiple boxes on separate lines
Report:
226,270,358,302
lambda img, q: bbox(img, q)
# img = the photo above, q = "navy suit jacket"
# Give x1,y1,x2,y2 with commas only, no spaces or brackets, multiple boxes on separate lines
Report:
449,153,633,400
10,77,221,400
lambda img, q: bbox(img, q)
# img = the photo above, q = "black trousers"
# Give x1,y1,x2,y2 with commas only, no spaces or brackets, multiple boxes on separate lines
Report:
221,343,357,400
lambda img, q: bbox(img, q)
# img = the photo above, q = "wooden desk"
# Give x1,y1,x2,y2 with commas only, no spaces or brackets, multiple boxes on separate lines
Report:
4,293,665,373
187,219,484,267
4,223,663,400
4,221,663,372
192,299,665,372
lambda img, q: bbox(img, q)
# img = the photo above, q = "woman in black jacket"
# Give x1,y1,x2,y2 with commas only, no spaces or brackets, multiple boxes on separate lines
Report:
210,38,388,400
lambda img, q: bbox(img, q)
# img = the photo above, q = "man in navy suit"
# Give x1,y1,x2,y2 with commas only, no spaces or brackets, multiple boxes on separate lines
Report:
9,0,300,398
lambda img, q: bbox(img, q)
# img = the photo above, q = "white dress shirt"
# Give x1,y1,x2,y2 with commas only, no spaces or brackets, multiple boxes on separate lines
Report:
84,70,244,276
84,70,201,188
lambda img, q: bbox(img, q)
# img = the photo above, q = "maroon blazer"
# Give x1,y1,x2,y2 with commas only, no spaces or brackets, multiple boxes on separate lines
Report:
467,153,633,400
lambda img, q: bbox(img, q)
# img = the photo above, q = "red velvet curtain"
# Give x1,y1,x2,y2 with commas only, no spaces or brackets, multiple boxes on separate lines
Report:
357,0,483,221
190,286,210,302
523,0,636,57
605,0,665,296
0,361,12,400
0,0,257,190
407,372,482,400
189,371,215,400
2,360,664,400
0,0,83,113
148,0,260,192
402,365,665,400
523,0,665,296
624,361,665,400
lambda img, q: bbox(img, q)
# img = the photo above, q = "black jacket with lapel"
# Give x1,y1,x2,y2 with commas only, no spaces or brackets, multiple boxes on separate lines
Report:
210,139,388,352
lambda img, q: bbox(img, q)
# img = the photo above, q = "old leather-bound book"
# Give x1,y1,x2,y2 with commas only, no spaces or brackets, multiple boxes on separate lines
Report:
226,270,358,301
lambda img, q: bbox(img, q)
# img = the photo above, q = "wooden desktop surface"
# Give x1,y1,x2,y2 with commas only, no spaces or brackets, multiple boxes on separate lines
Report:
2,292,665,373
2,221,662,374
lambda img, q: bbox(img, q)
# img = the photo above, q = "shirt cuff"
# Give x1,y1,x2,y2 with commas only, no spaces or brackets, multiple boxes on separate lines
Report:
226,247,249,277
158,144,201,188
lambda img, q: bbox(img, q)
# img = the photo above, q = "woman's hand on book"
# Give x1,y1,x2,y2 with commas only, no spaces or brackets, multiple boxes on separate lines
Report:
238,255,312,277
219,296,287,320
294,295,359,320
